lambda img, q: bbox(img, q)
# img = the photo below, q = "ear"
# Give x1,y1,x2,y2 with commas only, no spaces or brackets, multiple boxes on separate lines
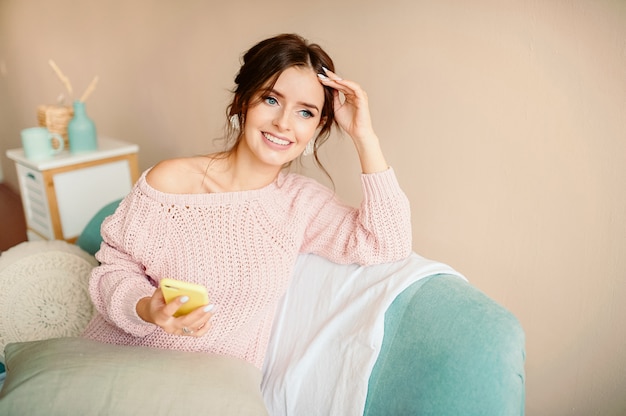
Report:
318,116,327,127
231,93,248,116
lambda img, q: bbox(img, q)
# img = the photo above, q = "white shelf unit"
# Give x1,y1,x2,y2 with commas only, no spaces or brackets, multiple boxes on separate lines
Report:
6,137,139,242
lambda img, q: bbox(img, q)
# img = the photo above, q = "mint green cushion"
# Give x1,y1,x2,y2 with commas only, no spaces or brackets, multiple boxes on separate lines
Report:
75,199,122,255
364,274,526,416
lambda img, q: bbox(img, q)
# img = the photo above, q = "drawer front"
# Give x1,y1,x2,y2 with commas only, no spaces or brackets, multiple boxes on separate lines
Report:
16,164,54,240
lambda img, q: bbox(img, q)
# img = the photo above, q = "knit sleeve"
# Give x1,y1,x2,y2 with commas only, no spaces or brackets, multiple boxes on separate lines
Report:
300,167,412,265
88,192,159,338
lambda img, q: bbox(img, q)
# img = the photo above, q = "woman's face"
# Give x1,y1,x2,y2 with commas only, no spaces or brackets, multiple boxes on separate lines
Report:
240,66,325,168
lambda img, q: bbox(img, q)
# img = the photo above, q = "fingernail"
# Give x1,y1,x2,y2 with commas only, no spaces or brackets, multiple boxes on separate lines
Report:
180,296,189,303
203,304,215,313
322,67,342,80
317,73,330,81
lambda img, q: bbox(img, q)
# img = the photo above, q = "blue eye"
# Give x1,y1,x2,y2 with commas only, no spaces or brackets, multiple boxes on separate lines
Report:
264,96,278,105
299,110,314,119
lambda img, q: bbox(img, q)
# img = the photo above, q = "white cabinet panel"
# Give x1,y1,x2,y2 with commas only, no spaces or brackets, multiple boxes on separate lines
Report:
54,160,132,239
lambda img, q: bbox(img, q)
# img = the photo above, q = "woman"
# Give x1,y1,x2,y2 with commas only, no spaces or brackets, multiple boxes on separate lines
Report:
82,33,412,369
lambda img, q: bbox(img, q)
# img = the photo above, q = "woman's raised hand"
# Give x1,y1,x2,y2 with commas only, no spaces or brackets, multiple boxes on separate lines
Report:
318,67,375,143
318,68,388,173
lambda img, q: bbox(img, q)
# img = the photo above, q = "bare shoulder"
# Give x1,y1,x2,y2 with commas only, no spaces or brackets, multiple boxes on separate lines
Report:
146,157,209,193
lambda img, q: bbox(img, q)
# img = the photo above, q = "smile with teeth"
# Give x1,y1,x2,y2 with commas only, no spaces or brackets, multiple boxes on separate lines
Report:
263,132,291,146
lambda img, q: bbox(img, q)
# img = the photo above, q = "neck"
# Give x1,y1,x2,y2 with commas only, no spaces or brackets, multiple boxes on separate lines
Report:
221,145,282,192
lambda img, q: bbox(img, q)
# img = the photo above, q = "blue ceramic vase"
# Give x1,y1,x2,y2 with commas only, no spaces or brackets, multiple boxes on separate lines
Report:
68,101,97,153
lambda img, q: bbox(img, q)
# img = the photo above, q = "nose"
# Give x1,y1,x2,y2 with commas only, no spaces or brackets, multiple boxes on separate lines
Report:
273,109,290,131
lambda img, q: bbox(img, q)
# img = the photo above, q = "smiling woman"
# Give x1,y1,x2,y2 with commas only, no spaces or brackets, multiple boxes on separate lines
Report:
80,33,413,414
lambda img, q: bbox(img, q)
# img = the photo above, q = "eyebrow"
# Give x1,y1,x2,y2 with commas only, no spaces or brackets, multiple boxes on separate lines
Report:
270,89,320,113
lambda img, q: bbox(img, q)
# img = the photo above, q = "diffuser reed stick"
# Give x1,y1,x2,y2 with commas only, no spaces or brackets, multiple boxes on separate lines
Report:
80,76,99,102
48,59,73,99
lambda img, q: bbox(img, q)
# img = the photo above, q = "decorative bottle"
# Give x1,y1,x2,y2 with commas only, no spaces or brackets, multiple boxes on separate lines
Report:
68,100,97,153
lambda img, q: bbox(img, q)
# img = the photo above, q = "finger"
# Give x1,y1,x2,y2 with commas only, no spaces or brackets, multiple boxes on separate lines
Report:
180,325,195,336
322,67,342,81
317,72,339,86
162,295,190,317
332,89,342,111
192,319,213,337
320,68,365,97
181,304,217,336
321,80,366,110
318,74,353,96
318,69,350,93
179,321,211,337
185,303,216,321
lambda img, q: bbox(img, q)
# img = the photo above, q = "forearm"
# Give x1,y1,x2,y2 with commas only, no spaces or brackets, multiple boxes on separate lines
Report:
90,245,157,336
302,168,412,265
353,131,389,174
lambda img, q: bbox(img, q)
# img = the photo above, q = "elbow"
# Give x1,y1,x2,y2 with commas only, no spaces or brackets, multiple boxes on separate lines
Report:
362,231,413,266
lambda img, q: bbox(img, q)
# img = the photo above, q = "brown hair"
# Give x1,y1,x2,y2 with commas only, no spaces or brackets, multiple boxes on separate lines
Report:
224,33,338,174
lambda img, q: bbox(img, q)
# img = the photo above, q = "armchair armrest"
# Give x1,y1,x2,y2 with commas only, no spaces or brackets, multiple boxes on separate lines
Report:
365,274,526,416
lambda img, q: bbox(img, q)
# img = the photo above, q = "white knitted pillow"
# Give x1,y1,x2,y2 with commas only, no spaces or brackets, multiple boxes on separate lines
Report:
0,241,97,361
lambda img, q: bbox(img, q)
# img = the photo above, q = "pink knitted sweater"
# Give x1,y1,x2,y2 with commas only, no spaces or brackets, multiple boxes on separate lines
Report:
82,167,412,368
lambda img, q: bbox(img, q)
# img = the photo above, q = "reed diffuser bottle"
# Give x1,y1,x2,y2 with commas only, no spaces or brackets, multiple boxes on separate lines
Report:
68,100,97,153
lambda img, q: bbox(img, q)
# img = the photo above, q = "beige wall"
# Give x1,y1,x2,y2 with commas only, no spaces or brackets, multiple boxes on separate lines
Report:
1,0,625,414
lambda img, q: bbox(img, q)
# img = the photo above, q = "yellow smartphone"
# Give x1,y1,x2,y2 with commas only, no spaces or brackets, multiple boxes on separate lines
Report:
160,278,209,317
